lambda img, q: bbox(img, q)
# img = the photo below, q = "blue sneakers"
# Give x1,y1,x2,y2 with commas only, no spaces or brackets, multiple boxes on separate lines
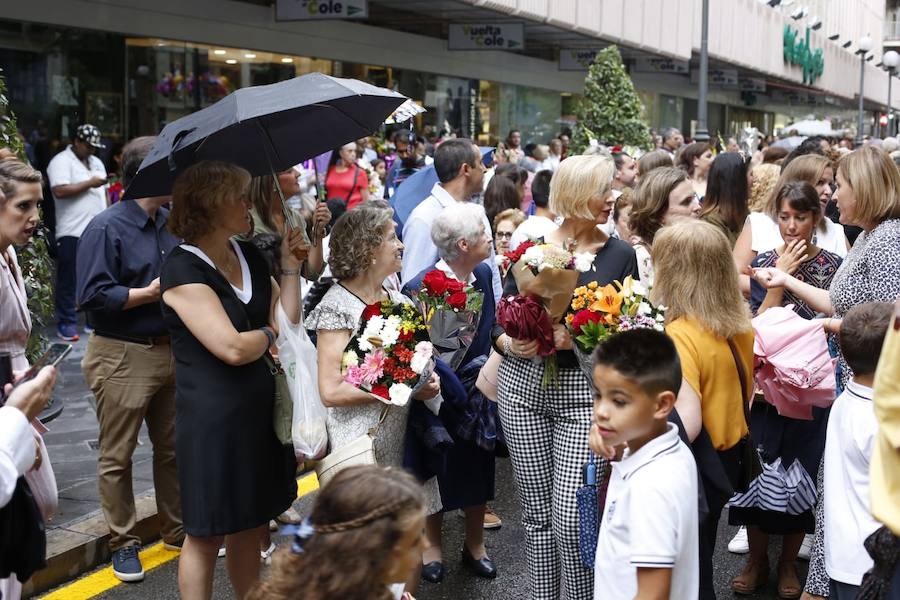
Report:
56,323,79,342
112,545,145,582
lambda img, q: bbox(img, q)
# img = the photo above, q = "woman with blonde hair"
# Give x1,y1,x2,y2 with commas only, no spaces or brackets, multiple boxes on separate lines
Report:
247,465,426,600
628,166,700,286
652,219,755,600
752,144,900,599
492,154,638,599
747,163,780,212
733,154,849,293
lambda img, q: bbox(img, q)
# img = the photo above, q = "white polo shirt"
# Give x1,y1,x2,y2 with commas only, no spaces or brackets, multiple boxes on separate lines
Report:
46,145,107,238
594,423,699,600
824,379,879,586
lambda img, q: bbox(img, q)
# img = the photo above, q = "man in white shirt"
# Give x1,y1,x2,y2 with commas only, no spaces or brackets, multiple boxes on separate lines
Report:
401,139,502,301
509,169,558,251
589,329,699,600
824,302,893,600
46,124,108,341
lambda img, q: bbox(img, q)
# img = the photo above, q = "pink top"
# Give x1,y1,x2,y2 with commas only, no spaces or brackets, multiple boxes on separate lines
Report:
752,305,836,420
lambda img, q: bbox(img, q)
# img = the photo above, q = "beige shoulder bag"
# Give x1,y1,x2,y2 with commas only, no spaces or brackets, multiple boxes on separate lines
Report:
315,404,389,486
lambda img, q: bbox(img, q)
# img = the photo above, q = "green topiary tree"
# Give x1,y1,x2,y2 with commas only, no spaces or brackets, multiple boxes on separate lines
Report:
571,45,652,153
1,67,54,361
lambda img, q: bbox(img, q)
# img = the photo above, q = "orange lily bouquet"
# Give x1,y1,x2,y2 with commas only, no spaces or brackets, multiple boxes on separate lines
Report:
565,276,666,378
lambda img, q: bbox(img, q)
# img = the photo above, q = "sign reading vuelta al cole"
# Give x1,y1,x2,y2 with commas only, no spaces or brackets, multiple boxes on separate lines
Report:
559,48,601,71
448,24,525,51
783,25,824,85
276,0,368,21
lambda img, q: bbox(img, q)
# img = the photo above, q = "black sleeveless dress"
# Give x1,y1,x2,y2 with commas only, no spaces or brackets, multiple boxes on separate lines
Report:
160,240,295,537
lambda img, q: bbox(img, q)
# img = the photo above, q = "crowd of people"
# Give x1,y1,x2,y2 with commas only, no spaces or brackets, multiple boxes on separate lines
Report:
0,115,899,600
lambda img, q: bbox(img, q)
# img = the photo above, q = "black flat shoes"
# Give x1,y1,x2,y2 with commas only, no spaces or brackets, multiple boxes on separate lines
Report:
422,561,444,583
461,546,497,579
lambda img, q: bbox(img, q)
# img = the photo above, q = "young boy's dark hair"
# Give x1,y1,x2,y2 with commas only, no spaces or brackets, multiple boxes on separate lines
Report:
840,302,894,377
592,329,682,397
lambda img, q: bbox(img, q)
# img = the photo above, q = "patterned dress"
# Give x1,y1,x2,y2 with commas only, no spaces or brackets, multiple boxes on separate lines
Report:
805,219,900,597
735,248,841,535
304,283,442,515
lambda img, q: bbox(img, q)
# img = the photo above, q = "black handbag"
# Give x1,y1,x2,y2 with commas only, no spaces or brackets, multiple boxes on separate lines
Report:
0,477,46,583
727,338,762,492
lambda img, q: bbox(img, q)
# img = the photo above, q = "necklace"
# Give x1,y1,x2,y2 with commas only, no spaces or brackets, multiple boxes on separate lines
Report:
341,281,383,306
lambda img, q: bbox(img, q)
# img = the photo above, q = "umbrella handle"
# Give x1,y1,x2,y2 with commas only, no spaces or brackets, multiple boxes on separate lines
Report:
167,128,197,172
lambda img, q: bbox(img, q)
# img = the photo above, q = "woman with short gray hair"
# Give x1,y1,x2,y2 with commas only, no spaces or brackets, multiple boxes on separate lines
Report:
403,202,500,584
305,202,443,592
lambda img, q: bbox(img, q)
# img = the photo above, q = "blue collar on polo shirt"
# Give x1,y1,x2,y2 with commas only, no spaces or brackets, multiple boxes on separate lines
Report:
845,378,874,402
616,422,682,481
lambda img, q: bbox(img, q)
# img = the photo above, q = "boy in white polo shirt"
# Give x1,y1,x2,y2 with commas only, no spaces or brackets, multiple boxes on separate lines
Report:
589,329,699,600
824,301,894,600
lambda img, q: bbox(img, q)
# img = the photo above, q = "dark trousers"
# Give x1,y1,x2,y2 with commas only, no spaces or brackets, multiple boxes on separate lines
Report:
54,236,78,327
699,443,743,600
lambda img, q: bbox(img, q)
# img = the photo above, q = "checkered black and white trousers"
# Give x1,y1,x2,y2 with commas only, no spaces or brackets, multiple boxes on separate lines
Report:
497,356,594,600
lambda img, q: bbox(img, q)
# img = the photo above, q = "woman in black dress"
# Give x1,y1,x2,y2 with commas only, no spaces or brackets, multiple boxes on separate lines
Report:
160,161,306,600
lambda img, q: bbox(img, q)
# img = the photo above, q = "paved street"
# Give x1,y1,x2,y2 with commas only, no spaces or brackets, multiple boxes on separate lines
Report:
47,458,805,600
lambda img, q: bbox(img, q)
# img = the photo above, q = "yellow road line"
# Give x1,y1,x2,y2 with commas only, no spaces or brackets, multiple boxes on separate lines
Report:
39,472,320,599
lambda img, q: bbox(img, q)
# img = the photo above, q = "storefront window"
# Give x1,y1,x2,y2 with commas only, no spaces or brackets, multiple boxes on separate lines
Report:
126,38,332,138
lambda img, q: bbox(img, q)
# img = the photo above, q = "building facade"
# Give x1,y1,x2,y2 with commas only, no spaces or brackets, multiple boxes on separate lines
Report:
1,0,896,166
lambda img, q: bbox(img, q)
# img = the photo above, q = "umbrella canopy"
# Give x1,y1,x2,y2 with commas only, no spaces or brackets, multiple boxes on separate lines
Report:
125,72,407,200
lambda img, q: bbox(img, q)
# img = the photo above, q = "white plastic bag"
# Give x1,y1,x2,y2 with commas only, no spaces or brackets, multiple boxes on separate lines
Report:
276,303,328,460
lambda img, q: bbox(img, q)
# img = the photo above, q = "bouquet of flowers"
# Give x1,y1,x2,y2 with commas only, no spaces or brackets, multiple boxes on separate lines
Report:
341,301,434,407
500,240,594,387
414,269,484,370
565,276,666,380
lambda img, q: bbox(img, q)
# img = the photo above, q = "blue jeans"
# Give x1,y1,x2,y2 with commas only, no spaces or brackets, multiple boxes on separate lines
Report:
54,236,78,327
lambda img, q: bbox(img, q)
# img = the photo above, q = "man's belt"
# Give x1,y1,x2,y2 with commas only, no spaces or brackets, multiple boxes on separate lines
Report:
93,330,170,346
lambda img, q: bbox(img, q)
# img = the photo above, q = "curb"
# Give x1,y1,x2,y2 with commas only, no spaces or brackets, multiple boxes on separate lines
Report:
25,490,164,598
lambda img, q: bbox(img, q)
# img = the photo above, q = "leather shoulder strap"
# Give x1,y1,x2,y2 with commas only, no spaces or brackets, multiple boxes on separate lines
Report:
727,337,751,425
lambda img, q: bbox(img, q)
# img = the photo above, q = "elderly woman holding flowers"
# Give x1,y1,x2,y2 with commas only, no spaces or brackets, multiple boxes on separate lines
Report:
403,203,499,584
304,202,443,591
491,154,639,600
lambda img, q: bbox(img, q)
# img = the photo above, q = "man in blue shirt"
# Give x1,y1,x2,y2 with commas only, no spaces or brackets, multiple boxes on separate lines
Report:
401,138,502,301
76,137,183,583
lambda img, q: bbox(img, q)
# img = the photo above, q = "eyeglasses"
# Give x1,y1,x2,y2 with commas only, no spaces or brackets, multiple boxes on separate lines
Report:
495,231,513,239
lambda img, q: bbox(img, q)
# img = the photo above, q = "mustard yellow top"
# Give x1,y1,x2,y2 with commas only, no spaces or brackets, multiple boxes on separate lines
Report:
871,308,900,536
666,317,753,450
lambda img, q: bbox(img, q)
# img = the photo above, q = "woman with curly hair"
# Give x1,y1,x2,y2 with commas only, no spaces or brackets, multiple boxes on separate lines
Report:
247,465,426,600
628,166,700,286
304,202,443,593
747,163,780,212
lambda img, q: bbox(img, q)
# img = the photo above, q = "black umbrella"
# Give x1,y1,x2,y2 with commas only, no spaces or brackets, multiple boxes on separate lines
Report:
124,72,408,201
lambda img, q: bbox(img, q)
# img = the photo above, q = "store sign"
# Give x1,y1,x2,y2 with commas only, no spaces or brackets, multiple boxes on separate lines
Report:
691,68,739,87
559,48,600,71
739,77,766,92
448,24,524,51
275,0,368,21
633,58,690,75
783,25,824,85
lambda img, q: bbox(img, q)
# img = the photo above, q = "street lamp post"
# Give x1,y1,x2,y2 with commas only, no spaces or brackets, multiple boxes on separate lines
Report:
884,50,900,137
857,35,873,146
695,0,710,142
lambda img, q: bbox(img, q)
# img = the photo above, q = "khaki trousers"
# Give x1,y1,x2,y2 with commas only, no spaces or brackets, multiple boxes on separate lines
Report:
82,334,183,551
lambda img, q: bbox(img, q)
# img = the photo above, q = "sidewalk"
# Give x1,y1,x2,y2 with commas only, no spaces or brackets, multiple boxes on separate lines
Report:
25,323,159,597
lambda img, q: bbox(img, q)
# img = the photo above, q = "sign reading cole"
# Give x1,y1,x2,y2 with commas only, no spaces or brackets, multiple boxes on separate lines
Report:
448,24,524,51
276,0,368,21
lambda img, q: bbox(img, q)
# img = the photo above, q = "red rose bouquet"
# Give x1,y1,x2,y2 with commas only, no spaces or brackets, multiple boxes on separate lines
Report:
414,269,484,370
341,301,434,406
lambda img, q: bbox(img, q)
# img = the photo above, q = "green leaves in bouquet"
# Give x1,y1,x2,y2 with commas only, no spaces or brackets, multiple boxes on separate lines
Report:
574,319,613,355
